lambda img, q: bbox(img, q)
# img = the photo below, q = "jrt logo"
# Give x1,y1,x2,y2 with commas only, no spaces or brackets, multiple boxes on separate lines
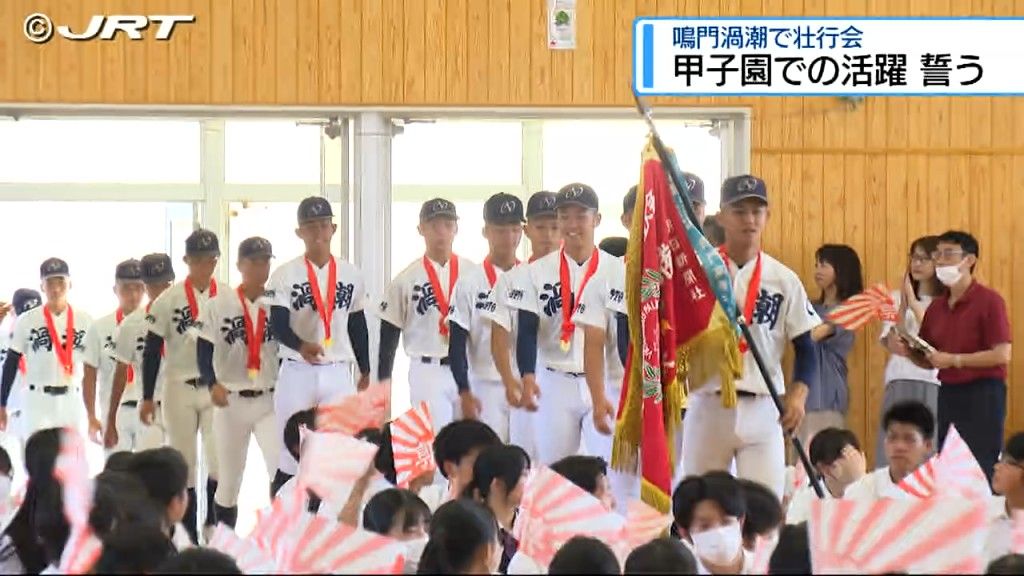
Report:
23,13,196,44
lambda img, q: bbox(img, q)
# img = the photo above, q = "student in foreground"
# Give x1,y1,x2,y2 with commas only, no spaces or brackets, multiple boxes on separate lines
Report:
786,427,866,524
985,431,1024,562
672,472,751,574
417,499,501,575
843,400,934,499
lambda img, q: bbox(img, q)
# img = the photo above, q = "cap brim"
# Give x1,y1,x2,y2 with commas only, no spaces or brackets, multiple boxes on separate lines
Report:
143,273,175,284
722,194,767,206
115,278,145,284
527,210,557,220
421,212,459,221
556,200,598,210
41,273,69,280
186,250,221,258
298,215,334,224
485,215,526,225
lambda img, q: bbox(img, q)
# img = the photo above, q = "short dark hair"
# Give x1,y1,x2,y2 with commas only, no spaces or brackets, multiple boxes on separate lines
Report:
672,472,746,532
815,244,865,302
623,537,697,574
550,456,608,495
284,408,316,462
987,553,1024,575
738,479,783,546
809,428,861,467
128,447,189,508
768,523,811,575
463,444,530,501
937,230,980,272
104,451,135,473
882,400,935,440
0,446,10,477
154,547,242,574
418,500,497,574
90,471,165,539
548,536,621,575
362,488,431,536
92,525,177,574
432,420,501,479
1005,432,1024,462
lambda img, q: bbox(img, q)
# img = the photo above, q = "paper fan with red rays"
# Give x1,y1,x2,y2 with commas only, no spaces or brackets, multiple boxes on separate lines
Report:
624,500,673,551
275,512,406,574
749,535,777,575
896,459,936,498
53,428,103,574
808,497,988,574
298,431,379,506
828,285,896,330
391,402,437,489
1012,511,1024,554
871,285,900,322
897,425,989,499
207,524,276,574
58,528,103,575
514,467,626,568
316,383,391,435
249,480,308,561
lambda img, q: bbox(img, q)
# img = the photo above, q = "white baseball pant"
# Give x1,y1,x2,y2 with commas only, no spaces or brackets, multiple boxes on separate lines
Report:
509,407,538,462
682,392,786,498
275,360,354,475
213,391,279,508
582,378,640,517
22,384,85,438
533,368,607,466
408,360,460,436
472,378,509,442
107,402,165,455
162,381,217,488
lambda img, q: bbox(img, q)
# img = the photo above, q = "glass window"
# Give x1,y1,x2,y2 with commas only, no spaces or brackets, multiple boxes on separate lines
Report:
224,121,322,184
541,120,722,241
0,202,193,319
0,119,200,183
392,121,523,186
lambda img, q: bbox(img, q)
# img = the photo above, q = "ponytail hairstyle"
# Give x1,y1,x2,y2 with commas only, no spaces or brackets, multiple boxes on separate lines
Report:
4,428,64,572
362,488,431,537
461,445,530,503
417,500,497,574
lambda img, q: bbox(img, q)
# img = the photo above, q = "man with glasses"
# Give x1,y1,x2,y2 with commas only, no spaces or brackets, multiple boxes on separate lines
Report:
898,230,1012,485
987,431,1024,562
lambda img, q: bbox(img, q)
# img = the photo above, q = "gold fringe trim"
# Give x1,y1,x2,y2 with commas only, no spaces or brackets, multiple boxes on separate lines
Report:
640,477,673,515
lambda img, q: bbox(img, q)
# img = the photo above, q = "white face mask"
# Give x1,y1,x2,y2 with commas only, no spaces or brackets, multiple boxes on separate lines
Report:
935,264,963,287
401,536,429,574
691,523,743,566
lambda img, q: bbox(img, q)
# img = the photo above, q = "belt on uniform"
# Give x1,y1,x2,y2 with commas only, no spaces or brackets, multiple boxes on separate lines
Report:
716,390,758,399
236,388,274,399
546,366,585,378
183,378,202,387
421,357,450,366
121,400,138,408
31,385,69,396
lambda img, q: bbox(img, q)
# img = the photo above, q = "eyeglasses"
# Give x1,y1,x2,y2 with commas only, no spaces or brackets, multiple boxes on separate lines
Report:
909,255,931,264
930,249,965,262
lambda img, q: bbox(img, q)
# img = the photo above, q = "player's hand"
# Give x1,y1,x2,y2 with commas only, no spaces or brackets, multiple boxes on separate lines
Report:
87,416,104,444
139,400,156,426
504,378,524,408
0,408,8,432
521,374,540,412
210,383,230,408
356,373,370,392
299,341,325,364
459,391,481,421
103,422,119,449
591,395,615,436
780,383,808,434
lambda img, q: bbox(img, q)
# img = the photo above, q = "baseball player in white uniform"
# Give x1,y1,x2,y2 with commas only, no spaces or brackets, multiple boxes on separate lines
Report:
0,258,92,437
83,259,145,454
485,191,561,459
378,198,468,436
142,229,223,544
198,237,281,528
0,289,42,480
448,193,526,441
105,253,174,454
507,183,621,466
266,197,370,495
682,175,822,498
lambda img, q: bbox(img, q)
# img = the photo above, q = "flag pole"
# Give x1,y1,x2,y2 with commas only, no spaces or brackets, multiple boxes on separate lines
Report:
633,93,826,500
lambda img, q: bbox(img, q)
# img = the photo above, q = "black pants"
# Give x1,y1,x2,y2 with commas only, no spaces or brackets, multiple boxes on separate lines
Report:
937,377,1005,486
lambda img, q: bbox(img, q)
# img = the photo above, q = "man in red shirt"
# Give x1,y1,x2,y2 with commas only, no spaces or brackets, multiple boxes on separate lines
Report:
899,230,1012,484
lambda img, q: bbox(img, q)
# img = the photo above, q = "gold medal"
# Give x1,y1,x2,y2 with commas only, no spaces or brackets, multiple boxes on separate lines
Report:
560,339,571,352
323,337,332,349
248,368,258,381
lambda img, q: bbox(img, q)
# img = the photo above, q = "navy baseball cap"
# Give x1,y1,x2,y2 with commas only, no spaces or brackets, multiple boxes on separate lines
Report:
599,237,628,258
40,257,70,280
721,175,768,206
419,198,458,222
623,186,638,216
115,259,144,283
555,183,600,211
526,191,557,219
681,171,706,205
140,253,175,284
185,229,221,257
238,236,274,260
483,193,525,225
12,289,41,315
298,196,334,224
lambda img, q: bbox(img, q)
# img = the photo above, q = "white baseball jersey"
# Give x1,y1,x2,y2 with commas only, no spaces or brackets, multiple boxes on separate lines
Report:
572,255,627,382
114,306,163,403
8,305,93,388
83,311,133,413
694,251,821,396
146,280,221,382
265,256,367,363
199,290,279,391
379,256,473,358
448,262,504,382
483,264,529,333
505,249,619,373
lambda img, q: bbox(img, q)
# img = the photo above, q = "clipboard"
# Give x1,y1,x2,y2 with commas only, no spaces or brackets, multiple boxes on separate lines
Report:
894,324,937,355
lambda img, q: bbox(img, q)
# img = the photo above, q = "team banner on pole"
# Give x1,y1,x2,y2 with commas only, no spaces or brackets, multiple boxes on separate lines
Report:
634,17,1024,96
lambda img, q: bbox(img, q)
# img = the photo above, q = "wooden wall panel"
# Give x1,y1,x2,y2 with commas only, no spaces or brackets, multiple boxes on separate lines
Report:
1,0,1023,462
